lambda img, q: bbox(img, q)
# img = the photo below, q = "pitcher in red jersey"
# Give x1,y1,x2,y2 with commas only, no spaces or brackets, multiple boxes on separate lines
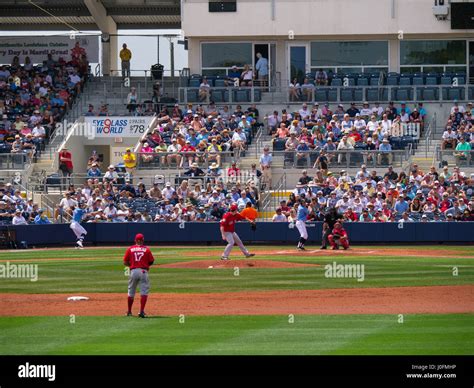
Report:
220,204,256,260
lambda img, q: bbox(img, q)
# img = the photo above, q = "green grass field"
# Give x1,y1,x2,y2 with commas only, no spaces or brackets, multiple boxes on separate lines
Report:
0,245,473,355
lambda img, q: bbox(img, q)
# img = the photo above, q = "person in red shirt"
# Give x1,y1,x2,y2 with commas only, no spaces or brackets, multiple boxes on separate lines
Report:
123,233,155,318
58,147,73,187
220,204,256,260
179,140,196,167
328,221,349,250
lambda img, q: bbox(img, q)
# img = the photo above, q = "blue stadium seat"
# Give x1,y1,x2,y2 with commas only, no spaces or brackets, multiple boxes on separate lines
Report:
440,76,452,85
369,76,381,86
253,89,261,102
234,89,250,102
315,89,327,102
343,76,356,86
189,79,200,87
386,75,398,86
353,88,363,101
425,76,438,85
395,88,411,101
356,77,369,86
412,76,424,85
211,90,225,102
327,88,338,101
421,87,437,100
399,77,411,86
454,73,466,84
366,88,379,101
469,87,474,100
214,79,226,87
340,88,353,101
331,78,342,87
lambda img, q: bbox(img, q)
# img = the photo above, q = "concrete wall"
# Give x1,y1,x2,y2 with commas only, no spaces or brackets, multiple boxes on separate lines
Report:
183,0,473,37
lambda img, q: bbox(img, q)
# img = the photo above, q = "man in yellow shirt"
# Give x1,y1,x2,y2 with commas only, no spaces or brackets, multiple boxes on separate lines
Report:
120,43,132,79
123,148,136,176
240,202,258,222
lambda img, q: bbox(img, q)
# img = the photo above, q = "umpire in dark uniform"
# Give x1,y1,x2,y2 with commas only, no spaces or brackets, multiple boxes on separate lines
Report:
321,207,343,249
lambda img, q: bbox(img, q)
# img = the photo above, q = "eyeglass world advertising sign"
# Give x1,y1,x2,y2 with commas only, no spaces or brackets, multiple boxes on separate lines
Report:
85,117,153,138
0,35,99,64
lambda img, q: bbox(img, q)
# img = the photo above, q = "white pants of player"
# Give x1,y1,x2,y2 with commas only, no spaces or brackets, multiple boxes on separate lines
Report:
70,222,87,240
223,232,250,258
295,220,308,240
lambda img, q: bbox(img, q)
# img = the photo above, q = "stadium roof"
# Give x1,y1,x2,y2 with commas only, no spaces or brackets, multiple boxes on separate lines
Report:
0,0,181,31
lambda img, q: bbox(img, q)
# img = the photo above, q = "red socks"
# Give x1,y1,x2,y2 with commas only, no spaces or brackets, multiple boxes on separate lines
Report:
127,296,134,313
140,295,148,313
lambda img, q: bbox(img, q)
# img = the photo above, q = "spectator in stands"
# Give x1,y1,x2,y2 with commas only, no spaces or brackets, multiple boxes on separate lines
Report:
377,138,393,165
12,209,28,225
289,78,301,102
34,209,51,225
255,53,268,86
454,137,471,164
166,138,182,166
272,207,287,222
184,162,205,177
120,43,132,79
442,126,457,150
314,69,328,86
259,146,273,190
58,147,73,185
240,201,258,222
123,148,136,176
103,165,119,184
126,87,138,114
240,64,253,86
300,79,315,102
87,163,102,178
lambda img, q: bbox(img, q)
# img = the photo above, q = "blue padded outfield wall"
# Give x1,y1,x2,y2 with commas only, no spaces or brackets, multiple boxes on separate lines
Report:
2,222,473,246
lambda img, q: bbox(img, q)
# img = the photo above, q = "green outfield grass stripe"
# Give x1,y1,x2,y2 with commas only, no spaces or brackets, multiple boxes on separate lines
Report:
0,314,472,355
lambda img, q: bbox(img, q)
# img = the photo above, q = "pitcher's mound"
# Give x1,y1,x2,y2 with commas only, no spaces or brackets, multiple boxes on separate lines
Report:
159,259,320,269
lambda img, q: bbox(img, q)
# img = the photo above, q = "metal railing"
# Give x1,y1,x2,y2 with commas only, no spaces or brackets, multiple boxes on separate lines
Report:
422,112,436,158
260,172,287,219
436,147,473,167
178,84,474,105
0,153,31,170
136,151,248,171
268,149,412,169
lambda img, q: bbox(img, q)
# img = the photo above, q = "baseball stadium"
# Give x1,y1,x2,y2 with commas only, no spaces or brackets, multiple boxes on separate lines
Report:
0,0,473,381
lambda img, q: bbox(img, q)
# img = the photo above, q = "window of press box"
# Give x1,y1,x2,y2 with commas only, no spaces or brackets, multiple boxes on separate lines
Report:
201,43,252,68
400,40,467,66
310,41,389,67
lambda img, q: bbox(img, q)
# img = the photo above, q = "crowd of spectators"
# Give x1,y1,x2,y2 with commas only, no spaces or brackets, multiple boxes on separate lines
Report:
137,102,261,167
270,164,474,223
441,101,473,165
0,45,88,160
268,101,426,167
42,175,261,224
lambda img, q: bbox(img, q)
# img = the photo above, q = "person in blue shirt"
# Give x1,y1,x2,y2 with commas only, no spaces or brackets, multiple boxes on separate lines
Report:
86,163,102,178
377,138,393,165
70,202,88,249
296,200,309,251
255,53,268,86
394,196,409,214
33,209,51,225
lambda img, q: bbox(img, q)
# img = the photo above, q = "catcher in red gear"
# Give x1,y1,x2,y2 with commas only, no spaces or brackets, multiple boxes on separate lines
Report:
328,221,349,250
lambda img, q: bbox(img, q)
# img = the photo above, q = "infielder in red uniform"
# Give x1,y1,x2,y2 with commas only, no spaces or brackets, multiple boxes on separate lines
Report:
328,221,350,250
220,204,256,260
123,233,155,318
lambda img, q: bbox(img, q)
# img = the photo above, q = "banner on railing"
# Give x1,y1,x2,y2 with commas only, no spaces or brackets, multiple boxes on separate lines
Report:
84,117,153,138
0,35,99,64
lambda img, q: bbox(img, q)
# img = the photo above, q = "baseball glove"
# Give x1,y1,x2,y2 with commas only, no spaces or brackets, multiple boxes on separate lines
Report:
251,222,257,231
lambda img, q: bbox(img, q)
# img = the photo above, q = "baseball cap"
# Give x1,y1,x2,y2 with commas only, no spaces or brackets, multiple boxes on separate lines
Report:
230,204,238,212
135,233,144,241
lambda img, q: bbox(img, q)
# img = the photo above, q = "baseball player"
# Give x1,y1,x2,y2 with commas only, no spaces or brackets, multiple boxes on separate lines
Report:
123,233,155,318
328,221,350,250
296,200,309,250
70,202,87,249
220,203,256,260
